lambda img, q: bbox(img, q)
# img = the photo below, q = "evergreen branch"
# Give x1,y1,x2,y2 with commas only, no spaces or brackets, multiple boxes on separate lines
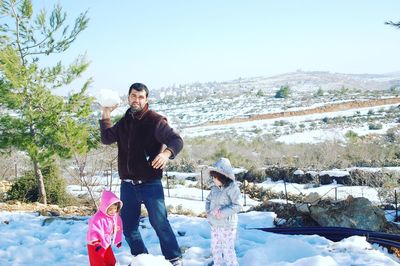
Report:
385,20,400,29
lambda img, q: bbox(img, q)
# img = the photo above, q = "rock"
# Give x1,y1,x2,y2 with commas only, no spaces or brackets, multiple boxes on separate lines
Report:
318,174,332,185
42,216,87,226
293,169,305,175
304,192,321,205
319,170,351,185
49,210,61,216
295,203,310,214
348,169,389,187
309,196,387,231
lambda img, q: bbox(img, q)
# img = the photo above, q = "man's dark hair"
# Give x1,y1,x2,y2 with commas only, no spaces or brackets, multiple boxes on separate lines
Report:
129,83,149,97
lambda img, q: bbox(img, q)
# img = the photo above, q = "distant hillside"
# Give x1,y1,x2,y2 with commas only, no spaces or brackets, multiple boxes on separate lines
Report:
96,70,400,129
204,97,400,126
152,70,400,100
148,71,400,128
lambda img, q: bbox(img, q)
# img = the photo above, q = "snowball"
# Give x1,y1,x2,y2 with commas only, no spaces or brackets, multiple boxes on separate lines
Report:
96,89,121,107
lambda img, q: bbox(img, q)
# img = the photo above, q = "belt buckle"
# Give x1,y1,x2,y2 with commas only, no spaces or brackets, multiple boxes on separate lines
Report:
133,180,143,185
124,179,144,185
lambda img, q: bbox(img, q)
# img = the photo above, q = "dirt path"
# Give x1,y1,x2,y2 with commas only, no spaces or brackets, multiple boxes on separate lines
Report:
206,97,400,126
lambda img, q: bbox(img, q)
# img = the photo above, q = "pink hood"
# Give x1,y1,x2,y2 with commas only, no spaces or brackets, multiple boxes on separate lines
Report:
87,190,123,248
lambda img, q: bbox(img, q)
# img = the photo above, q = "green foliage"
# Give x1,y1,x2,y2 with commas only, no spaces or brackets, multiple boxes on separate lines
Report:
345,130,359,142
256,89,265,97
369,123,383,130
6,172,37,202
7,164,72,205
338,86,350,95
211,145,252,168
273,120,289,126
275,85,291,98
389,85,400,94
167,157,196,173
314,87,324,97
0,0,95,204
0,1,89,63
236,167,266,183
385,128,400,143
166,148,197,172
211,146,234,161
385,20,400,29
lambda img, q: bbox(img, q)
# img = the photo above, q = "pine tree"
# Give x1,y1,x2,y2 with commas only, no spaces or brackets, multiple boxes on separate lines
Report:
0,0,96,204
275,85,291,98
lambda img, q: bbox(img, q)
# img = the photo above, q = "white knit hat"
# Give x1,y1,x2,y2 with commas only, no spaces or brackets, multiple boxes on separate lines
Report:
206,157,235,180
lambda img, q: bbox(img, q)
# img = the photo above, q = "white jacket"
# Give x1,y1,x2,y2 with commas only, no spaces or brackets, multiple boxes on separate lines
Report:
206,181,242,228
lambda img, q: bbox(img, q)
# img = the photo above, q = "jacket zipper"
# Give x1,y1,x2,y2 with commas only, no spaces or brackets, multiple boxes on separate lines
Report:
127,122,133,175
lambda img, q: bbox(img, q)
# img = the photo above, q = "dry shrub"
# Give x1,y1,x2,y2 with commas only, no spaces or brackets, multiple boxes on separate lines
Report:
166,204,197,216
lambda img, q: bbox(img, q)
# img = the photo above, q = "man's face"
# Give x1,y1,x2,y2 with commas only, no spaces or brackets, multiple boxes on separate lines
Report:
128,89,148,112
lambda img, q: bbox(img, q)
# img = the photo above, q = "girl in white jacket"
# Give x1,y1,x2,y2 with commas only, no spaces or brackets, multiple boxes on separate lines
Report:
206,158,242,266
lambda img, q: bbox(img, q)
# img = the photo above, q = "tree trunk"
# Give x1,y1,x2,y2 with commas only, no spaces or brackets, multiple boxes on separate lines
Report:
33,160,47,205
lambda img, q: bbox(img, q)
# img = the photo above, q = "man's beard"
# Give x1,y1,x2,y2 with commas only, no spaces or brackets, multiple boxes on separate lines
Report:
130,104,143,113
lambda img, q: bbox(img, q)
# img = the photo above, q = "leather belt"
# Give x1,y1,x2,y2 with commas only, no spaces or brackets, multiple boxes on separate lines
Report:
123,179,145,185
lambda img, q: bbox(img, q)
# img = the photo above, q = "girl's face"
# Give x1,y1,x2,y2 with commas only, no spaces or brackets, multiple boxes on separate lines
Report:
212,175,223,187
107,204,119,216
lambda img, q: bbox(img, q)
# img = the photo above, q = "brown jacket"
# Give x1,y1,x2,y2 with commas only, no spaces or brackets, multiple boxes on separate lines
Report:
99,105,183,181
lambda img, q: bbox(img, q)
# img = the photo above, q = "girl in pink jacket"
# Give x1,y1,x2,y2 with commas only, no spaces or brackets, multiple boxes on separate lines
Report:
87,189,123,266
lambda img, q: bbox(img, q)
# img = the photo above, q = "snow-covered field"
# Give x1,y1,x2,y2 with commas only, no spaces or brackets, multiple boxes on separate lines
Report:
180,104,399,141
1,177,400,266
2,90,399,265
99,86,400,143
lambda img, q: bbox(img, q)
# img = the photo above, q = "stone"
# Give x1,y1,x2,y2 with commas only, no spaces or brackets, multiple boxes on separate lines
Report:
309,196,387,231
295,203,310,214
304,192,321,205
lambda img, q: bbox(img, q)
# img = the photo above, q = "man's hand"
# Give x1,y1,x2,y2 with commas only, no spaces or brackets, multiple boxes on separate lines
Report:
151,149,172,169
101,104,118,119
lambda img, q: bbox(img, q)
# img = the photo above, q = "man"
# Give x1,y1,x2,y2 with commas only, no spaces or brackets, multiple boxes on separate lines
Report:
99,83,183,266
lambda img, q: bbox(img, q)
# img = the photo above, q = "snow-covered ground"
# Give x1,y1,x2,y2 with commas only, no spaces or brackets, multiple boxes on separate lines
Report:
4,83,400,265
180,104,399,141
100,89,400,143
1,210,399,266
1,176,400,266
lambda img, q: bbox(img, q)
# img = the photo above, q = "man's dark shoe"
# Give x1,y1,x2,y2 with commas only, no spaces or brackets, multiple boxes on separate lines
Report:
169,257,183,266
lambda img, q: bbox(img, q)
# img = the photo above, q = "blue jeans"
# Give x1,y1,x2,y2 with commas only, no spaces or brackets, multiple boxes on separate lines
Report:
120,179,181,260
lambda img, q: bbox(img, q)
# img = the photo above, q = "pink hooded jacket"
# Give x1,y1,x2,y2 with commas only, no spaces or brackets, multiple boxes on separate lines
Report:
87,190,123,249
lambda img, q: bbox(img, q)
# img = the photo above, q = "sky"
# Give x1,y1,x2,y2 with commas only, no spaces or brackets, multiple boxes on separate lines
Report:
1,175,400,266
30,0,400,96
